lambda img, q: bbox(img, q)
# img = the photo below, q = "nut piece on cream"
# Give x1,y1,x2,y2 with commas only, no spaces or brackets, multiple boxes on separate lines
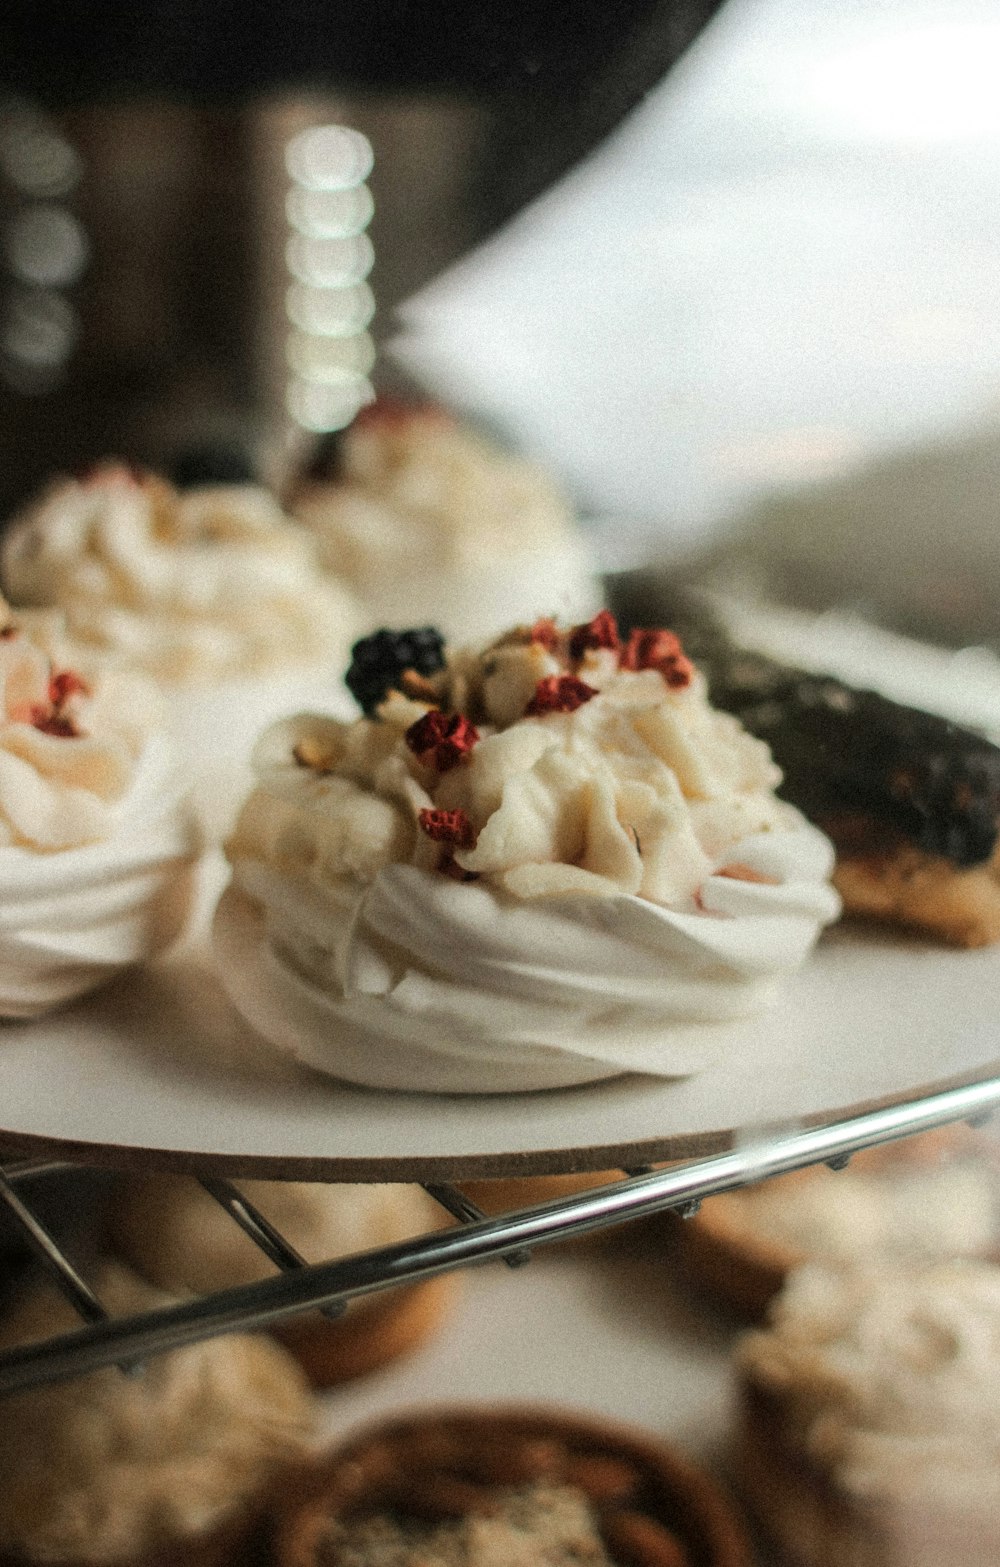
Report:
0,602,200,1017
213,613,840,1093
291,401,601,643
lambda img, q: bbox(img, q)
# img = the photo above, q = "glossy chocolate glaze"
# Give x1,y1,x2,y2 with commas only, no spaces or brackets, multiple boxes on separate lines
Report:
611,586,1000,870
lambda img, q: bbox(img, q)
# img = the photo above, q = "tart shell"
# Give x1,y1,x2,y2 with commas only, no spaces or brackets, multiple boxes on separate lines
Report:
678,1125,996,1318
270,1403,752,1567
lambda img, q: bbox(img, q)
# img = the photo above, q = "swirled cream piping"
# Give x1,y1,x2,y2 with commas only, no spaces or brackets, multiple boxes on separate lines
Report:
215,822,837,1093
214,618,839,1091
0,613,200,1016
1,465,360,683
738,1261,1000,1510
291,404,601,639
293,404,583,575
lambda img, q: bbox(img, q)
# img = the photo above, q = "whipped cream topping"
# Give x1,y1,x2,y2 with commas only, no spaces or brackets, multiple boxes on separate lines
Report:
729,1158,999,1267
113,1173,442,1300
215,616,838,1091
0,606,199,1016
292,404,600,640
0,1262,313,1564
2,463,359,684
739,1261,1000,1520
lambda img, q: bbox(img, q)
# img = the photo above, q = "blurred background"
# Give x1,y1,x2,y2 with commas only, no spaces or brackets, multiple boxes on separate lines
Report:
3,0,1000,645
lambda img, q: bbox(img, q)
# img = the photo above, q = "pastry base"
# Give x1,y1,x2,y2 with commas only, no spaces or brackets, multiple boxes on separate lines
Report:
679,1124,994,1318
834,844,1000,949
461,1170,647,1249
272,1273,459,1388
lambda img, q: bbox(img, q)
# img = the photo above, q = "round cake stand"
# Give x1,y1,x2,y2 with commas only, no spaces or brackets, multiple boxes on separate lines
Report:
0,922,998,1392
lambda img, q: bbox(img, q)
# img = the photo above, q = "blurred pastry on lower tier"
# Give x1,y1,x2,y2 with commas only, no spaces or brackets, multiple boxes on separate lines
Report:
290,399,602,645
270,1404,752,1567
213,613,839,1093
109,1174,457,1387
0,1261,314,1567
1,462,361,835
680,1125,1000,1317
0,602,199,1018
734,1259,1000,1567
461,1170,626,1218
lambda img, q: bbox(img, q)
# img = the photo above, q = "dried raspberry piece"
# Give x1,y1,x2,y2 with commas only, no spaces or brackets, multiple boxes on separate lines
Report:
418,807,478,849
48,670,89,707
525,675,598,716
30,707,79,738
528,618,560,652
0,626,16,640
405,710,480,772
620,628,693,690
26,665,89,738
620,628,683,669
568,610,620,661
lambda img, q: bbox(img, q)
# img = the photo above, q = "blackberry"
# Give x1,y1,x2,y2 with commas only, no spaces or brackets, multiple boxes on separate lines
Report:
346,627,447,716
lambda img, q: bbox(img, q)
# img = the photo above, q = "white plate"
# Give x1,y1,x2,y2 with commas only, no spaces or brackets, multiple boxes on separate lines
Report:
0,912,997,1180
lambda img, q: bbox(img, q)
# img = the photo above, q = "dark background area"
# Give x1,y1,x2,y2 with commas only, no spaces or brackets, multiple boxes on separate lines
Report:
0,0,725,515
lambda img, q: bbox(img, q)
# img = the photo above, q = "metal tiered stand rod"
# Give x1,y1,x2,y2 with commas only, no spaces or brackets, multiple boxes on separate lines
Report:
1,1072,999,1395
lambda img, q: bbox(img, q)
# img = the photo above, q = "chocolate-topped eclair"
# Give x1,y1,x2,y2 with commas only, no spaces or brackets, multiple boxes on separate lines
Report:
609,584,1000,946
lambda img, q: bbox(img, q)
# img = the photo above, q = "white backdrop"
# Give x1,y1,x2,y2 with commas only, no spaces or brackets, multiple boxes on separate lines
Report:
392,0,1000,574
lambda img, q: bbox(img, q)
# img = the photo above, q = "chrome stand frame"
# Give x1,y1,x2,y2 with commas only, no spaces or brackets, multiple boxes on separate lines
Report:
0,1071,998,1396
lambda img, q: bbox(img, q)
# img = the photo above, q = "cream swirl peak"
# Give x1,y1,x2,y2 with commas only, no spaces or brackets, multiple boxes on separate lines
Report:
291,402,600,641
214,613,839,1091
1,462,360,684
0,603,199,1016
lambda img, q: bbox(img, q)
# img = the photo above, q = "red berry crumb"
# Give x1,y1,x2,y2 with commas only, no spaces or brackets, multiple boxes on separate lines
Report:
30,707,80,738
49,669,90,707
620,628,693,690
568,610,620,661
418,807,478,849
28,665,89,738
0,626,17,640
525,675,598,716
528,617,560,652
405,709,480,772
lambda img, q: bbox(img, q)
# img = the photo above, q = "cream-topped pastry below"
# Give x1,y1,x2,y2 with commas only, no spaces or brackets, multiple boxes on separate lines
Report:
1,464,362,835
720,1152,997,1267
213,614,839,1092
2,464,359,685
0,604,199,1017
111,1175,456,1388
292,402,601,643
736,1261,1000,1567
0,1261,314,1565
